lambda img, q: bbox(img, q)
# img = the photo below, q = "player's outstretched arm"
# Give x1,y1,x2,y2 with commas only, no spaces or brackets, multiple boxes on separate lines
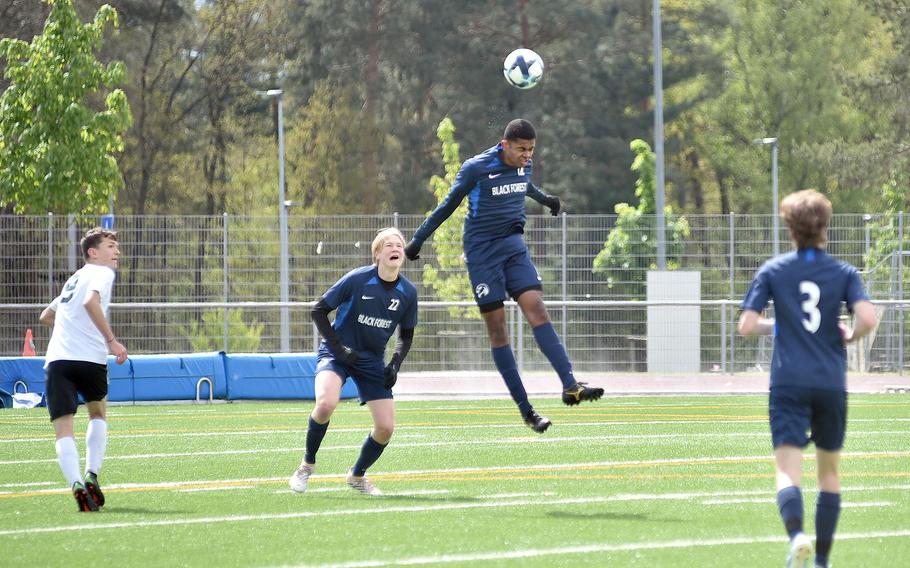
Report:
383,327,414,389
842,300,878,343
738,309,774,336
83,291,128,364
407,165,476,259
311,298,362,366
526,182,560,216
39,305,56,327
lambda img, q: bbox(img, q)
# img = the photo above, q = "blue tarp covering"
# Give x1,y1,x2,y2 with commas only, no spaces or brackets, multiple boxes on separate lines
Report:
0,352,353,403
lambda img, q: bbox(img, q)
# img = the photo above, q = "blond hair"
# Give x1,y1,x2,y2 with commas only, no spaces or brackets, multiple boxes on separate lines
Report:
371,227,405,263
780,189,832,249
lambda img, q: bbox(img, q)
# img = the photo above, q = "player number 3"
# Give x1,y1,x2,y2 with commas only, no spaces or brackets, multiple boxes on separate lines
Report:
799,280,821,333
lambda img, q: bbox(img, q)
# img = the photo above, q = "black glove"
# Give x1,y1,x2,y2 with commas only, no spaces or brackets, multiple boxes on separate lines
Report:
383,353,401,389
404,239,422,260
334,344,361,367
542,195,560,216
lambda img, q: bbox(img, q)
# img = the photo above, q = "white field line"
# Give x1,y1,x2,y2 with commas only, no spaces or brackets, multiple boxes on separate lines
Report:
275,488,454,496
1,489,908,541
700,498,894,508
288,530,910,568
4,416,909,443
5,431,910,466
4,457,910,498
0,481,57,488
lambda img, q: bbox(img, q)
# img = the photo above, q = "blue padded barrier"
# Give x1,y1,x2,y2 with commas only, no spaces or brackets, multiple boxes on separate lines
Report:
0,357,46,396
224,353,359,400
107,356,134,402
128,353,227,401
0,353,355,403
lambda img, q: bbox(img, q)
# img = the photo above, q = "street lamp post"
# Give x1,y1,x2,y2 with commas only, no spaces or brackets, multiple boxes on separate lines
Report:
259,89,290,352
754,137,780,256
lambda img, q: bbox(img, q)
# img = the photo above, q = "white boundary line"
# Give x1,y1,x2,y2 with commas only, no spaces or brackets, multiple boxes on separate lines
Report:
4,437,910,466
1,488,907,543
4,416,909,444
5,427,910,446
288,530,910,568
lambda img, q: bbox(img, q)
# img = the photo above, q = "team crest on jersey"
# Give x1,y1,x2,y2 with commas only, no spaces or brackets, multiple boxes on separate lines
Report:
517,167,525,176
474,283,490,298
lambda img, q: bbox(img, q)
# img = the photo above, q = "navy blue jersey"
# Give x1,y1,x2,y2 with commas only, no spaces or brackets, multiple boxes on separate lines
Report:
411,144,549,250
741,248,868,390
320,266,418,360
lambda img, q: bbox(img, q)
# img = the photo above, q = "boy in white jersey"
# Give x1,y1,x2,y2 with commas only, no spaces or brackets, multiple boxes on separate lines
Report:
39,228,128,512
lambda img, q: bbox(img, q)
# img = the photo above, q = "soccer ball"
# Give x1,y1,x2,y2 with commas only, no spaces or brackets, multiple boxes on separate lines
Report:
503,48,544,89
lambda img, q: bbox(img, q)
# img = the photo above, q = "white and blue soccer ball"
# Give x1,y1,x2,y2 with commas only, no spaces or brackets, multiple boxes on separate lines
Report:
503,48,544,90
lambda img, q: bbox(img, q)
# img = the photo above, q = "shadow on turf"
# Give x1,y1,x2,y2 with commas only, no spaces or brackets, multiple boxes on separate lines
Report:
546,510,681,523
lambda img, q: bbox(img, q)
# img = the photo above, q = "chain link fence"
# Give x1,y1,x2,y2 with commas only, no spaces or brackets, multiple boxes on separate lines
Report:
1,212,906,373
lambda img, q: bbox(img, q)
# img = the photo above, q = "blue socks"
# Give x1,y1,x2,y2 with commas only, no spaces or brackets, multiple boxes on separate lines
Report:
532,322,576,389
304,416,329,464
777,486,804,539
352,436,387,476
491,345,531,415
815,491,841,566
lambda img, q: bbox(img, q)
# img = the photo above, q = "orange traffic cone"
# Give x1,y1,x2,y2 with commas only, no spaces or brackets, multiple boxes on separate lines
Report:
22,328,36,356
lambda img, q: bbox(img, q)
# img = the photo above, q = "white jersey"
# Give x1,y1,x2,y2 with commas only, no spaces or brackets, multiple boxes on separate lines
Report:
44,263,116,366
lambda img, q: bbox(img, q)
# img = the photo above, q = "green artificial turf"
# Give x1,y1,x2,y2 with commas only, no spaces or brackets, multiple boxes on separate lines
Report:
1,395,908,567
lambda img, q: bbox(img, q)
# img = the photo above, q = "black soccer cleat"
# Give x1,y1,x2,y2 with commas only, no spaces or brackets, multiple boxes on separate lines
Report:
84,471,105,507
523,409,552,433
562,381,604,406
73,482,99,512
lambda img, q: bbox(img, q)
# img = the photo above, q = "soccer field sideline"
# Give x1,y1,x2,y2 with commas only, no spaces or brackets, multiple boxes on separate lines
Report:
2,395,908,567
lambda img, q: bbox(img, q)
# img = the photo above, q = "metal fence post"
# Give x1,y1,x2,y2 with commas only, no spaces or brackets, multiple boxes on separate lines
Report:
899,211,904,376
729,212,735,373
67,214,77,273
47,213,54,299
393,211,399,229
222,213,229,353
561,211,568,345
516,303,524,373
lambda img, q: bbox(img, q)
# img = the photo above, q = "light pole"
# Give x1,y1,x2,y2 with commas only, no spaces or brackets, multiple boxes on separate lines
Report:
258,89,290,352
754,137,779,256
652,0,667,270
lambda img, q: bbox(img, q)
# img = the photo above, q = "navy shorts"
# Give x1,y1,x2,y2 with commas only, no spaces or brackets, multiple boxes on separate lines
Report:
45,360,108,422
465,234,542,309
315,355,391,405
769,386,847,451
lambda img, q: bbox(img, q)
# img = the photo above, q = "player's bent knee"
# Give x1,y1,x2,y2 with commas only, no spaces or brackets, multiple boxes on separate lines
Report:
372,424,394,442
313,400,338,420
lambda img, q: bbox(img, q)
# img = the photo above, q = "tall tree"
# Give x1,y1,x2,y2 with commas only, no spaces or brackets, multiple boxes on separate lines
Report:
0,0,131,214
676,0,889,214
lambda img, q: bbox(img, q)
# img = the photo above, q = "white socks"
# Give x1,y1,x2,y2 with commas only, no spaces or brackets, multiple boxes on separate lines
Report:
55,437,82,487
85,419,108,475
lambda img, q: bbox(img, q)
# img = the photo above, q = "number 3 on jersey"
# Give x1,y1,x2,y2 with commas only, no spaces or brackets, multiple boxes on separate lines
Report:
799,280,821,333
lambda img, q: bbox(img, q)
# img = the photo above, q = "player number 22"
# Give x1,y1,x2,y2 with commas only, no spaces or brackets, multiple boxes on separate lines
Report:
799,280,821,333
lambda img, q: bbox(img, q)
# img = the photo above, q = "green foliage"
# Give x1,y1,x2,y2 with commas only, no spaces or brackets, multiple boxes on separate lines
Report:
421,118,478,319
285,81,392,214
676,0,888,214
593,140,690,295
864,175,910,298
182,309,264,353
0,0,131,214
